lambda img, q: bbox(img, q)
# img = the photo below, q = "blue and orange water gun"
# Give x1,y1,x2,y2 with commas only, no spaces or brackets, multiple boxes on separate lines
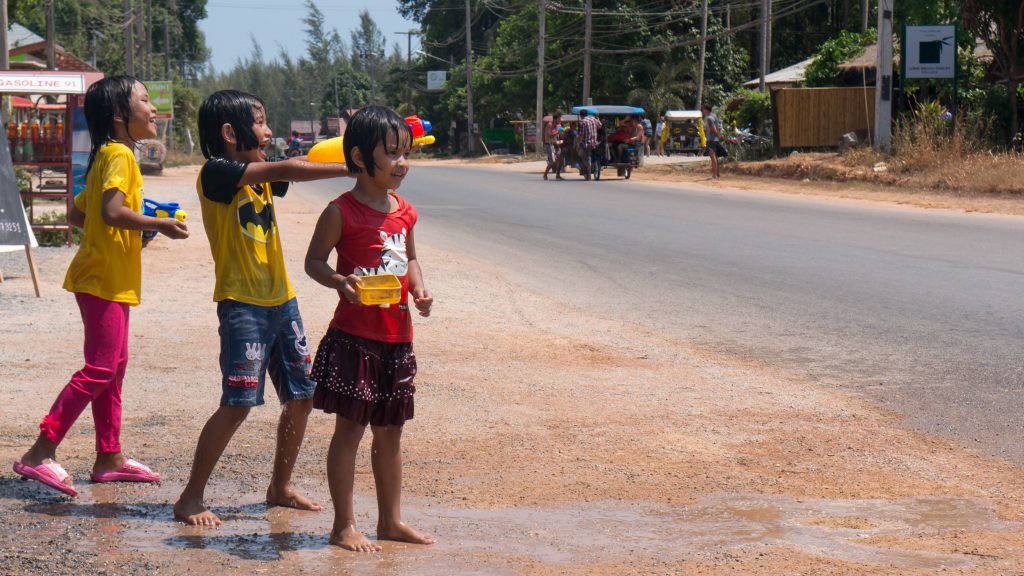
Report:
142,198,187,240
308,115,434,163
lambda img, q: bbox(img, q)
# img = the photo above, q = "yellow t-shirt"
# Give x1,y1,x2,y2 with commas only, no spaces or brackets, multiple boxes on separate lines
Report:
197,157,295,306
63,142,143,305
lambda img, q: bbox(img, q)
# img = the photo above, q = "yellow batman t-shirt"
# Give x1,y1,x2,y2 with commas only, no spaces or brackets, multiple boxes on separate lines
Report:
197,157,295,306
63,142,143,305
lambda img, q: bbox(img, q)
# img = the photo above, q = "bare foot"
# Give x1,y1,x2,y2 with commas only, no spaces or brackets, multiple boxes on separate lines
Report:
266,483,322,512
330,524,381,552
173,497,222,526
377,520,436,545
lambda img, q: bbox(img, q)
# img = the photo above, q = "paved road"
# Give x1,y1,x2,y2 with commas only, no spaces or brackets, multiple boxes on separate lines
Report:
307,165,1024,464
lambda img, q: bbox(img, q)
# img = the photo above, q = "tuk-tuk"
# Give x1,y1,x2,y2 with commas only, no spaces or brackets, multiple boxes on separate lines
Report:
570,105,645,180
662,110,705,156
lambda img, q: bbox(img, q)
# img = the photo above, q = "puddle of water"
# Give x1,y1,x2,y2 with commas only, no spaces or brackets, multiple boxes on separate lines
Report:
6,480,1016,573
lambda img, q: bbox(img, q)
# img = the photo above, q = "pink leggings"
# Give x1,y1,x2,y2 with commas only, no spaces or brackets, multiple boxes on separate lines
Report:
39,292,129,453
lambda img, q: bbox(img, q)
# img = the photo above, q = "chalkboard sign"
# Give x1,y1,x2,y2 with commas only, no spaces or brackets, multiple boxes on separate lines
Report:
0,121,35,247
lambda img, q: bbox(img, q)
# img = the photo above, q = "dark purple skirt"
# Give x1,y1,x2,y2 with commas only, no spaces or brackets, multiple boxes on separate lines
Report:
311,328,416,426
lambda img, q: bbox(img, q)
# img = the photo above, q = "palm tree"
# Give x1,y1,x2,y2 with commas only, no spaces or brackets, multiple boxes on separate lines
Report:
626,58,699,115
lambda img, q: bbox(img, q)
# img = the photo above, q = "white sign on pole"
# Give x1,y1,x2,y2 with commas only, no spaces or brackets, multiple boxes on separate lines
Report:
426,71,447,92
904,25,956,79
0,72,87,94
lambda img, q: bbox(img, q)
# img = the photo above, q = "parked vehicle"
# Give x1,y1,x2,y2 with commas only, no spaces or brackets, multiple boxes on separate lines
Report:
662,110,705,156
137,139,166,175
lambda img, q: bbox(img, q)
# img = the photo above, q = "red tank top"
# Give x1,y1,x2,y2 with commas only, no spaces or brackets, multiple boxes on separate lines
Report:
329,191,419,342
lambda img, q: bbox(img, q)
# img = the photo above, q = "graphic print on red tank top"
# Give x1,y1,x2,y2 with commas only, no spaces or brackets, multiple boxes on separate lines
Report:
329,192,418,343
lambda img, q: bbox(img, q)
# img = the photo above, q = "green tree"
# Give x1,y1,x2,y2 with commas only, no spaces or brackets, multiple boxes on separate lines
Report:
803,28,876,87
351,10,388,105
10,1,208,80
962,0,1024,143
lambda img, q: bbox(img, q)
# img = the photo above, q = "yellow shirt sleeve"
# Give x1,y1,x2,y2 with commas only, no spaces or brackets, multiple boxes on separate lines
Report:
100,149,133,195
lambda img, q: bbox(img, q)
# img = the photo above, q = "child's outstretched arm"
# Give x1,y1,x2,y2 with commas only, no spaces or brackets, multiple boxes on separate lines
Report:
405,228,432,317
101,189,188,239
304,203,362,303
237,158,349,188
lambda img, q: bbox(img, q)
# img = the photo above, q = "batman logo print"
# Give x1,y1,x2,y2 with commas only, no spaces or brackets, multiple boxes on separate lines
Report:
237,193,276,243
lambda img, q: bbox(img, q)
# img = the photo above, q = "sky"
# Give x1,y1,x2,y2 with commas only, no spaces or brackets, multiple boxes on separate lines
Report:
199,0,422,72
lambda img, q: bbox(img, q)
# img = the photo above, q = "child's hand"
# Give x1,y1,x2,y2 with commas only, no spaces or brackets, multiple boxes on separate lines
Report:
158,218,189,240
412,287,433,317
338,274,363,304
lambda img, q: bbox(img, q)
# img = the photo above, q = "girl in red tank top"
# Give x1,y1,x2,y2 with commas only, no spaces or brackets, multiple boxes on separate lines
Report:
305,106,435,552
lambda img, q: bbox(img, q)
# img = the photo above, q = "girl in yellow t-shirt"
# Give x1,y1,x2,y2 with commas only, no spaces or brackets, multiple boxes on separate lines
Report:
12,75,188,498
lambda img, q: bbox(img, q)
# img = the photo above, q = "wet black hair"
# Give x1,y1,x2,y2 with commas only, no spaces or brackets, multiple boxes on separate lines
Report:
197,89,266,159
84,75,140,176
342,106,411,176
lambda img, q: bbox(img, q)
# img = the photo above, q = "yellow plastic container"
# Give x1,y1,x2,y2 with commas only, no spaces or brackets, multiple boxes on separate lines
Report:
356,274,401,305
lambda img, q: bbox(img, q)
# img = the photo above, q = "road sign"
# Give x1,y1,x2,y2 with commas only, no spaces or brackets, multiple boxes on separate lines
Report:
427,71,447,92
904,25,956,79
144,81,174,118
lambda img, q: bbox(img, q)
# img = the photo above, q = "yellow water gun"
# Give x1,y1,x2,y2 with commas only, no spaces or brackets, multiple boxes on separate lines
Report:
308,115,435,163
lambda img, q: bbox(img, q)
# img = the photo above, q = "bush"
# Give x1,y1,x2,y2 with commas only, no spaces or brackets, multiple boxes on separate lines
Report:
892,102,978,169
29,209,82,247
15,166,31,193
723,89,772,135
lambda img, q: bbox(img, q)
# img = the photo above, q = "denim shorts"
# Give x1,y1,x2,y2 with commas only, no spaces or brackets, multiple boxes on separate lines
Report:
217,298,315,407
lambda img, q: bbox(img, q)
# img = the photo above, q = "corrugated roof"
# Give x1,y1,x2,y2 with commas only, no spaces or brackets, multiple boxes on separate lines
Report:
743,57,814,88
9,23,44,49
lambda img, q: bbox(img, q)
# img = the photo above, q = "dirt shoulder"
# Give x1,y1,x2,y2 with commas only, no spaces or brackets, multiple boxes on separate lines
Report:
0,164,1021,574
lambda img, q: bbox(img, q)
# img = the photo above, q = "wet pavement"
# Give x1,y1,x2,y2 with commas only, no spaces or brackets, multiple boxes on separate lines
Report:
2,477,1013,574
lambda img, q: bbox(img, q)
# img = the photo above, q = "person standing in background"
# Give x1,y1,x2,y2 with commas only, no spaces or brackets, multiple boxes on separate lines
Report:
702,104,721,180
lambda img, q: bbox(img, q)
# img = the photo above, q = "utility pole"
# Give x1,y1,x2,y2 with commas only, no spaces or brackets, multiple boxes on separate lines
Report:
1,0,7,135
582,0,592,104
696,0,708,108
766,0,772,72
465,0,474,153
862,0,869,32
124,0,134,75
164,15,170,79
145,0,153,79
0,0,8,71
874,0,893,149
45,0,55,70
333,76,340,120
758,0,767,91
135,0,144,74
396,30,417,108
535,0,545,155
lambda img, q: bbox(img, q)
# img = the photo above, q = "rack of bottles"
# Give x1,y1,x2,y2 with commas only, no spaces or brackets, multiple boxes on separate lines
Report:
8,99,74,246
7,114,67,164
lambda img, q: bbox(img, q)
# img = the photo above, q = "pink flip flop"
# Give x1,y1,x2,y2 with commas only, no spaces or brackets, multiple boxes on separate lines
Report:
89,458,161,483
13,460,78,497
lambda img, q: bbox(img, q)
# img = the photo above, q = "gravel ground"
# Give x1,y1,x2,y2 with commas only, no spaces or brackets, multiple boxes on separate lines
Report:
0,164,1022,575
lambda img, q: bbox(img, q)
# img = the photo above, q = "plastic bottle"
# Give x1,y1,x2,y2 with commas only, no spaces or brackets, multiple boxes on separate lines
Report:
42,120,51,162
54,119,64,161
20,121,32,162
30,117,41,162
6,120,15,160
6,119,15,141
